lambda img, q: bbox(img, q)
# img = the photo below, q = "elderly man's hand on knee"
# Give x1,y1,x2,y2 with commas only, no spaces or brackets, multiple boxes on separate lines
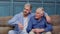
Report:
32,29,45,34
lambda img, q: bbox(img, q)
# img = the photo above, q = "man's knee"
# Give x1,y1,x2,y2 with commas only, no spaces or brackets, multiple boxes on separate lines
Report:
29,31,52,34
8,30,16,34
45,32,52,34
29,31,35,34
42,32,52,34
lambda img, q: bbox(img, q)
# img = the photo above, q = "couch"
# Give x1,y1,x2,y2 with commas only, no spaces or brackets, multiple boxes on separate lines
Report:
0,15,60,34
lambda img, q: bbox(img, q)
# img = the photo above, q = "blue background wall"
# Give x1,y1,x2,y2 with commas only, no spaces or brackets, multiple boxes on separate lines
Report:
0,0,60,16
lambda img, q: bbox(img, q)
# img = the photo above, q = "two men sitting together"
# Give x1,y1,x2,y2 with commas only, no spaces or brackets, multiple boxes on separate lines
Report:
8,3,52,34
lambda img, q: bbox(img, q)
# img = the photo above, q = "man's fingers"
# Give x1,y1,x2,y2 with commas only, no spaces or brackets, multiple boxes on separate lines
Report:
32,29,37,31
18,23,24,30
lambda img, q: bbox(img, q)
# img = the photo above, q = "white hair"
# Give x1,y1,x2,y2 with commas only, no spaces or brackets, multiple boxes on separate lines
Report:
36,7,44,11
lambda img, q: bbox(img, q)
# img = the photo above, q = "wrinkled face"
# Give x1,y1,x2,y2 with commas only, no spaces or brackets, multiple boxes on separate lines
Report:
35,9,44,19
23,5,31,16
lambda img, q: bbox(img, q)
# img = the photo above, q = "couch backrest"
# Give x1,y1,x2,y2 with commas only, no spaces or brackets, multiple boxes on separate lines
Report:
0,16,13,34
0,16,12,27
50,15,60,34
0,15,60,34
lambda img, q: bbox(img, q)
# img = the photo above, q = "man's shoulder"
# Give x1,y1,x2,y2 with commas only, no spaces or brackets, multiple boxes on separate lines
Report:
14,12,23,16
30,15,35,20
31,13,35,15
17,12,23,15
41,16,47,22
29,13,35,17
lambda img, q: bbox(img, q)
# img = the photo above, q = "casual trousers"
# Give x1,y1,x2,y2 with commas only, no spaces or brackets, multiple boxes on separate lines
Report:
8,30,28,34
29,31,52,34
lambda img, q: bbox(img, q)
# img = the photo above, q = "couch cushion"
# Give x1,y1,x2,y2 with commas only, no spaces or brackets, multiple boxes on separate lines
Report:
0,27,13,34
50,15,60,26
52,26,60,34
0,16,12,27
50,15,60,34
0,15,60,34
0,16,13,34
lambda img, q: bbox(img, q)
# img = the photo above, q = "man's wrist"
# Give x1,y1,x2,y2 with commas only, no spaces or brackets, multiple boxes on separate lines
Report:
32,29,35,32
41,29,45,32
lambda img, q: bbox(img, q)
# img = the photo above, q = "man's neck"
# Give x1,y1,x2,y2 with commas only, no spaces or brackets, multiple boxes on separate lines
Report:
23,14,28,18
24,16,28,18
38,17,42,21
35,17,42,21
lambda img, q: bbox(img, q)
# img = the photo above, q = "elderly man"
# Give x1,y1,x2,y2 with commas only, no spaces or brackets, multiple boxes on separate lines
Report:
26,7,52,34
8,3,51,34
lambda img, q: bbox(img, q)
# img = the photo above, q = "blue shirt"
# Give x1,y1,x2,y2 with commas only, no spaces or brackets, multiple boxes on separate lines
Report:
8,12,48,32
8,12,34,32
26,16,52,33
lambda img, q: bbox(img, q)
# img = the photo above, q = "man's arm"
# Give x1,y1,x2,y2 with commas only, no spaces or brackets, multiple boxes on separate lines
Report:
32,19,52,33
26,18,33,33
38,18,52,32
34,23,53,33
8,14,20,26
44,12,51,23
45,22,53,32
8,13,24,30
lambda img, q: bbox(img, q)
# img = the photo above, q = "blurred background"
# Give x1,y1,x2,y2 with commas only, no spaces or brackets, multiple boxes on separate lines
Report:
0,0,60,16
0,0,60,34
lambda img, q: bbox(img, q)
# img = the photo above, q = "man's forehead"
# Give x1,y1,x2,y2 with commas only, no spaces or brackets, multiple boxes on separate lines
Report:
24,3,31,7
24,6,30,9
24,5,30,8
25,3,31,6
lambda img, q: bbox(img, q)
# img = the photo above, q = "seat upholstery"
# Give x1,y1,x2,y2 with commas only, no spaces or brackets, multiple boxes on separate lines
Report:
50,15,60,34
0,16,13,34
0,15,60,34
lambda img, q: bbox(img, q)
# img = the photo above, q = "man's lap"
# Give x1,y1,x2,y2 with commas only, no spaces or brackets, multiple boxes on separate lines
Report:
29,31,52,34
8,30,18,34
8,30,28,34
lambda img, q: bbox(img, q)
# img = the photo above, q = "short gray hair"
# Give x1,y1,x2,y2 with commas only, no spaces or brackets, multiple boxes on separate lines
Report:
36,7,44,11
24,3,32,10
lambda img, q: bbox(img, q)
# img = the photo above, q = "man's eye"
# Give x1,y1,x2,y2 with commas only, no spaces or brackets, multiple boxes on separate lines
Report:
26,9,28,10
37,13,40,14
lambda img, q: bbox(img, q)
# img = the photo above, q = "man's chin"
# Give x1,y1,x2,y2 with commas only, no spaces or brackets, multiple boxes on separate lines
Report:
35,17,39,19
24,13,28,16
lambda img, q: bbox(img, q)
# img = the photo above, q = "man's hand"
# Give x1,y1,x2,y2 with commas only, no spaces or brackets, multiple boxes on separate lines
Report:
46,15,51,23
32,29,45,33
38,29,45,32
32,29,36,32
18,23,24,30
